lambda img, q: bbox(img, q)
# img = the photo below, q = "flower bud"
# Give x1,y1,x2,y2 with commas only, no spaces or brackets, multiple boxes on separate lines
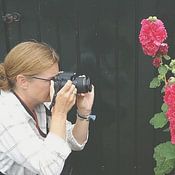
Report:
152,57,161,68
148,16,157,22
148,16,153,21
152,16,157,21
158,43,169,55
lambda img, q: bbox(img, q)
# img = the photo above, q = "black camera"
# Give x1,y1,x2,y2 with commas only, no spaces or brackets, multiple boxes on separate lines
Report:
53,72,92,94
50,72,92,109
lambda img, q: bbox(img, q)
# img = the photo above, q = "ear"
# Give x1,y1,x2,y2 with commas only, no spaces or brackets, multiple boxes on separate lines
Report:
16,75,29,89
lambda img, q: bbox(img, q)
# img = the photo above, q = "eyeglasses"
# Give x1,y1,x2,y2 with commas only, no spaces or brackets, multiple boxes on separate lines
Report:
32,76,54,82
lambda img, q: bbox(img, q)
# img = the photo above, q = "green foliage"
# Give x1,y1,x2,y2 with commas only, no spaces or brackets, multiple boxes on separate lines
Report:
149,103,168,129
154,142,175,175
158,65,168,76
148,68,174,174
161,103,168,113
163,55,171,60
150,77,161,88
150,112,168,129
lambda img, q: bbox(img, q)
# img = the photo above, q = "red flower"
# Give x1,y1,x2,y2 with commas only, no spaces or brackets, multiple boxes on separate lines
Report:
158,43,169,55
139,17,167,56
142,42,160,57
170,122,175,144
164,84,175,107
152,57,161,68
164,84,175,144
166,107,175,121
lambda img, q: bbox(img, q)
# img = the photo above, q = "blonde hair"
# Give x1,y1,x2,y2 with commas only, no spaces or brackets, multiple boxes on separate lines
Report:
0,41,59,91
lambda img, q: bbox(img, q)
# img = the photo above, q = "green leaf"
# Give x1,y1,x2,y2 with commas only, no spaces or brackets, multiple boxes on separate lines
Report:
154,142,175,175
172,69,175,74
161,103,168,113
150,77,161,88
149,112,168,129
163,55,171,60
154,158,175,175
158,65,168,75
158,75,164,81
170,59,175,67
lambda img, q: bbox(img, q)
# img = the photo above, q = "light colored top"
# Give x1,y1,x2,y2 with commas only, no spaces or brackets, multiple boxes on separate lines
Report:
0,90,87,175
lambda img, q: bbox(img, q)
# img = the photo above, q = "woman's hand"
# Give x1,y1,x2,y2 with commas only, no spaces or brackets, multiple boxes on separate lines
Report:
76,85,94,116
51,80,77,117
72,86,94,144
49,80,77,140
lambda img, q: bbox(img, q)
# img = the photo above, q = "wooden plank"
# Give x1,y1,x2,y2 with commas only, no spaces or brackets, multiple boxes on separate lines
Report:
74,0,123,175
0,0,10,58
71,0,106,174
37,1,61,52
37,0,78,72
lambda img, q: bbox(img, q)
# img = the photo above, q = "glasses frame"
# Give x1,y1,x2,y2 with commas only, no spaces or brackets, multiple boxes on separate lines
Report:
32,76,54,82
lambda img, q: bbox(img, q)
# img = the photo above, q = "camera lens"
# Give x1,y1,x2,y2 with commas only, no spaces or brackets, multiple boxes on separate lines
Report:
73,76,92,93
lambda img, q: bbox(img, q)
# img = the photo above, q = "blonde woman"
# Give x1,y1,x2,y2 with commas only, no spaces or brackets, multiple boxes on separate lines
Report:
0,41,94,175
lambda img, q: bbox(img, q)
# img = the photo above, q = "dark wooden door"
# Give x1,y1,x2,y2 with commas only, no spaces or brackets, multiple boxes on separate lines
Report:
1,0,175,175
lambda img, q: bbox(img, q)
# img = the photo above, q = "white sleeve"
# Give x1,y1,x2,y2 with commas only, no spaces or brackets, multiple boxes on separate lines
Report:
0,106,71,175
66,121,88,151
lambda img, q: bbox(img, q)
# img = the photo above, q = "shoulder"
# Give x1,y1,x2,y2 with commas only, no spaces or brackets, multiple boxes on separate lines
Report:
0,90,17,104
0,90,20,112
0,90,30,124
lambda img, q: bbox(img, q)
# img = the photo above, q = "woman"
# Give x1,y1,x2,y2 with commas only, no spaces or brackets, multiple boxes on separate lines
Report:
0,41,94,175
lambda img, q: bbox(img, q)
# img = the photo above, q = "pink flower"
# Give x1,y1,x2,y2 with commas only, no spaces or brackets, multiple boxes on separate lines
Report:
164,84,175,107
139,17,167,56
170,122,175,144
158,43,169,55
152,57,161,68
142,41,160,56
164,84,175,144
166,107,175,143
166,106,175,120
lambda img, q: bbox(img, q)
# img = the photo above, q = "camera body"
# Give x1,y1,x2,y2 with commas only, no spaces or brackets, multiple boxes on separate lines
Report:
53,72,92,94
49,72,92,109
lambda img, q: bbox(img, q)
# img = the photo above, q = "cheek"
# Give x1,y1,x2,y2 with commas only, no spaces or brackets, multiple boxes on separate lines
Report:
33,82,50,96
42,84,51,97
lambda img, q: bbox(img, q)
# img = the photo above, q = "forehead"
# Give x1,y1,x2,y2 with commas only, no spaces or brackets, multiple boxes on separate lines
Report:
39,63,59,76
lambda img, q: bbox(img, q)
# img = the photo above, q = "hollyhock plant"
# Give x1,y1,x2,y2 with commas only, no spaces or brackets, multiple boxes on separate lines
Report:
139,16,175,175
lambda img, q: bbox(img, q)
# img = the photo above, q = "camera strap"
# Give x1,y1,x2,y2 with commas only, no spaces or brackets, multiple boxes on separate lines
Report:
12,90,47,138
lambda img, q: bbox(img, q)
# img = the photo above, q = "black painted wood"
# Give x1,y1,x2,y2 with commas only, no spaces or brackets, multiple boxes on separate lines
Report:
1,0,175,174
